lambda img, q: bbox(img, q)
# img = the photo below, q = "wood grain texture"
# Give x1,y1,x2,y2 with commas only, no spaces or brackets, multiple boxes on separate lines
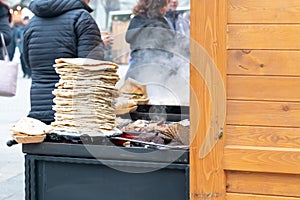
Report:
224,145,300,174
228,0,300,23
226,125,300,148
227,100,300,127
227,25,300,50
190,0,227,199
226,171,300,197
227,193,300,200
227,50,300,76
227,76,300,101
224,1,300,199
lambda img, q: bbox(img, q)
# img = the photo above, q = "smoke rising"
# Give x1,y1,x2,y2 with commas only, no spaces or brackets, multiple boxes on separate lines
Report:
124,26,190,106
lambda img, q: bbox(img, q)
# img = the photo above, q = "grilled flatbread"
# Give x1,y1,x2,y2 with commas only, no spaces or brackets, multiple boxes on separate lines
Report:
10,117,52,136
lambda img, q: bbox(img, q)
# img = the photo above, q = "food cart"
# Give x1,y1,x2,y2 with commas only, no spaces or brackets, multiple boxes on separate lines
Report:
22,105,190,200
8,55,189,199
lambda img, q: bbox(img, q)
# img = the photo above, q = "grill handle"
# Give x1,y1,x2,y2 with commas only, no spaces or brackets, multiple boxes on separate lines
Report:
6,139,18,147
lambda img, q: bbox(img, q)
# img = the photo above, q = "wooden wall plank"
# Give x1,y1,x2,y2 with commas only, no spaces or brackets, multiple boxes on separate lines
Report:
227,76,300,101
226,171,300,197
227,25,300,50
227,50,300,76
190,0,227,199
227,100,300,127
226,125,300,148
228,0,300,23
227,193,300,200
224,145,300,174
226,1,300,200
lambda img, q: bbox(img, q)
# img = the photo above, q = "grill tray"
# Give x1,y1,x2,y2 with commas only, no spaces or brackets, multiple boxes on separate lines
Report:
119,104,189,121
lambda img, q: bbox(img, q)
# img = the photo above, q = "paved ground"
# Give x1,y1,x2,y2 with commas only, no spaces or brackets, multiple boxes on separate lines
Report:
0,73,31,200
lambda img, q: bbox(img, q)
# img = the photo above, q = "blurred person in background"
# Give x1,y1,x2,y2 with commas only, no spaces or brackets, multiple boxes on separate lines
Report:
182,10,190,24
23,0,105,124
165,0,189,37
101,31,114,61
7,20,17,61
16,16,31,78
125,0,190,105
0,0,11,59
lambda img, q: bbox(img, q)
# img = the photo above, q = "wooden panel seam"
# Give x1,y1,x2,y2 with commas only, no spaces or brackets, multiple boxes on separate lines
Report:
227,193,300,200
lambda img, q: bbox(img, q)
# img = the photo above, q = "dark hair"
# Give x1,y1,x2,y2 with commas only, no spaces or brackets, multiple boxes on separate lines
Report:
133,0,169,19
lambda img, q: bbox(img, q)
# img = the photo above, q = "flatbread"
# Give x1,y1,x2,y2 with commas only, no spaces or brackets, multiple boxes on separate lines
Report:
115,97,138,115
55,58,118,68
10,117,52,136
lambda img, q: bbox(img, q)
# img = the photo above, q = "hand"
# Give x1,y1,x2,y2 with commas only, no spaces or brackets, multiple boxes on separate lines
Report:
102,33,114,47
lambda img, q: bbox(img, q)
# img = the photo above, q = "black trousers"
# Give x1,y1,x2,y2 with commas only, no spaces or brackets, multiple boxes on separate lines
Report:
20,53,31,78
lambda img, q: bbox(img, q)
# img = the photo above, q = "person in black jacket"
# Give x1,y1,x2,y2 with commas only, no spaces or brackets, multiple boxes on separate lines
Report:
23,0,105,124
125,0,189,105
0,0,11,60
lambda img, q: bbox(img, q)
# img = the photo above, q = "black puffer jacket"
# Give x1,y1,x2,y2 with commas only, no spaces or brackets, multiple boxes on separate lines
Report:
0,2,11,59
23,0,105,123
126,15,174,54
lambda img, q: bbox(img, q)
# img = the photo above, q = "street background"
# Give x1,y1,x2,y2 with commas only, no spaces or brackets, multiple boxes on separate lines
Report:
0,49,30,199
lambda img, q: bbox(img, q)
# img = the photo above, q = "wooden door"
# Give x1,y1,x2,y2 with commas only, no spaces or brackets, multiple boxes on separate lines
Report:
190,0,300,199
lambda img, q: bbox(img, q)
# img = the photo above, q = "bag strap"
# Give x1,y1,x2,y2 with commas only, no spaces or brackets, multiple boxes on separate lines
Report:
0,33,10,62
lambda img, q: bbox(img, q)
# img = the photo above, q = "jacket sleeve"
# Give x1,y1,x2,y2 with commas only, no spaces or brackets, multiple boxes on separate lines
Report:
75,11,105,60
0,15,11,47
22,26,30,68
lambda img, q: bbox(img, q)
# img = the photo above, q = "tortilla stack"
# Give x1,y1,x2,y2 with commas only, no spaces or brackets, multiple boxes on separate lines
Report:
51,58,120,136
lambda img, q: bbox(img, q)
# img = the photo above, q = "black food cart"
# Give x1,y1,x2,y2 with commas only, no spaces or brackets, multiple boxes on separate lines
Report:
22,105,190,200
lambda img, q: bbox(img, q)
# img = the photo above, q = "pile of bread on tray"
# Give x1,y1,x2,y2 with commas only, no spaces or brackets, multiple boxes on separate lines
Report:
51,58,120,136
8,58,151,143
8,57,191,147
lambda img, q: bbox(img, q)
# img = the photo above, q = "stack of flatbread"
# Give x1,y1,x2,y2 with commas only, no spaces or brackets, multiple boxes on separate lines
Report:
51,58,120,136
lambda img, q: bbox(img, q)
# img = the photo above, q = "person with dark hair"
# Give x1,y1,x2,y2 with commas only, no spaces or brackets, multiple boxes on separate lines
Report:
0,0,11,59
23,0,105,124
125,0,190,105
